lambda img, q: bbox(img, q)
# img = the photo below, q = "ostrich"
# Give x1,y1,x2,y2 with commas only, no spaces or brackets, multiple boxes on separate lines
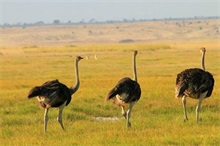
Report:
106,50,141,127
175,48,214,122
27,56,83,133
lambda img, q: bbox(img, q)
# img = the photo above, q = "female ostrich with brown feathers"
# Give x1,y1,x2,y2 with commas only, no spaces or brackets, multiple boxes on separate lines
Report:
106,51,141,127
175,48,214,122
28,56,83,133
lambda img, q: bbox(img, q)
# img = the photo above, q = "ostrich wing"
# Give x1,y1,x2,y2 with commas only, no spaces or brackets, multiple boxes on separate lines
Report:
28,80,61,98
28,80,71,107
197,72,214,97
175,68,214,98
106,77,141,102
175,68,203,97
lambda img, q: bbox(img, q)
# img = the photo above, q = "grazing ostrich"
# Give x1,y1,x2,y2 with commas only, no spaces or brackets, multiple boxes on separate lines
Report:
175,48,214,122
106,50,141,127
28,56,83,133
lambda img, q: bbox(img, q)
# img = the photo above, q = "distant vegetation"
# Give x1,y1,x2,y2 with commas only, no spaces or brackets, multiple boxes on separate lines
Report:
119,39,135,43
1,16,219,28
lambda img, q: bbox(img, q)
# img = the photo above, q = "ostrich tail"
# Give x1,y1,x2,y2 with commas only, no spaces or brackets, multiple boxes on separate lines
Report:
175,83,188,98
106,88,117,101
175,87,181,98
28,86,41,98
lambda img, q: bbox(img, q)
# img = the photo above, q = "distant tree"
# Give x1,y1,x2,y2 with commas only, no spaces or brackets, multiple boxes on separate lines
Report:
67,20,72,24
123,18,128,23
3,23,10,27
106,20,114,24
23,23,27,29
34,21,45,26
79,19,84,24
89,18,95,23
53,19,60,25
16,22,22,26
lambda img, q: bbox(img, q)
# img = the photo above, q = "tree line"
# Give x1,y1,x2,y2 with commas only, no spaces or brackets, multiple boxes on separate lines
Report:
1,16,219,28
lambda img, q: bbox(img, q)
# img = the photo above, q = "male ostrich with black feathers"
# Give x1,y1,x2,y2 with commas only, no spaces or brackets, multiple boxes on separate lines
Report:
175,48,214,122
28,56,83,133
106,50,141,127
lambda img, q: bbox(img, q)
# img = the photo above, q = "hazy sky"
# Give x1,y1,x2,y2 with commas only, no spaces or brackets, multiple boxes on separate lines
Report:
0,0,219,24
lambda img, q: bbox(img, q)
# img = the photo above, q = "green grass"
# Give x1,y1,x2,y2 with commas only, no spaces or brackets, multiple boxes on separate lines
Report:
0,42,219,145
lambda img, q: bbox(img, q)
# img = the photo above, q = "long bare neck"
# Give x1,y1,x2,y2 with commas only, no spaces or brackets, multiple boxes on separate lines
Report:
201,51,205,71
69,60,80,95
133,53,137,82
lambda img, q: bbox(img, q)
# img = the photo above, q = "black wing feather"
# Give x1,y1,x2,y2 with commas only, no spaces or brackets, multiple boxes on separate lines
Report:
106,77,141,103
28,79,72,107
175,68,214,98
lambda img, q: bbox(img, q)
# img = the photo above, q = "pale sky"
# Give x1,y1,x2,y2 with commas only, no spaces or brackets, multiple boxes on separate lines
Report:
0,0,219,24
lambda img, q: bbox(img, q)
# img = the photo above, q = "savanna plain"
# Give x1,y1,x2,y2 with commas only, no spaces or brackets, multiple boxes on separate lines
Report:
0,19,219,145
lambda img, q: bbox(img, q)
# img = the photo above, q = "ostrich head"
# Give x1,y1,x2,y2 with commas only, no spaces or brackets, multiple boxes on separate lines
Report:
76,56,83,61
134,50,138,56
200,47,206,53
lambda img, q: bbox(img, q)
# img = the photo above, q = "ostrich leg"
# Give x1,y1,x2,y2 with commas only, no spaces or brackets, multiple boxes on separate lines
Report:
44,108,49,133
196,92,206,122
126,103,134,127
182,96,188,122
121,106,126,118
57,101,66,131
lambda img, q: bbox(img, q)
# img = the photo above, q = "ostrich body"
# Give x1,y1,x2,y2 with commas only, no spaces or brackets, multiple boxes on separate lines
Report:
28,56,83,133
106,51,141,127
175,48,214,122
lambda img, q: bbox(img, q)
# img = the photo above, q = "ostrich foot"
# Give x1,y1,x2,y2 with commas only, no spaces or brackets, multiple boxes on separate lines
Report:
183,118,188,122
126,121,131,128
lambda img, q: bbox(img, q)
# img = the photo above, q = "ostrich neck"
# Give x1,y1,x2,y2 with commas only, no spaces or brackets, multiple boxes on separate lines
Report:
133,54,137,82
69,60,80,95
201,51,205,71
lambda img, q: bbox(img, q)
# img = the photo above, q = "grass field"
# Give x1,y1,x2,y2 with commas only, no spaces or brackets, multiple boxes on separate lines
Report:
0,20,220,145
